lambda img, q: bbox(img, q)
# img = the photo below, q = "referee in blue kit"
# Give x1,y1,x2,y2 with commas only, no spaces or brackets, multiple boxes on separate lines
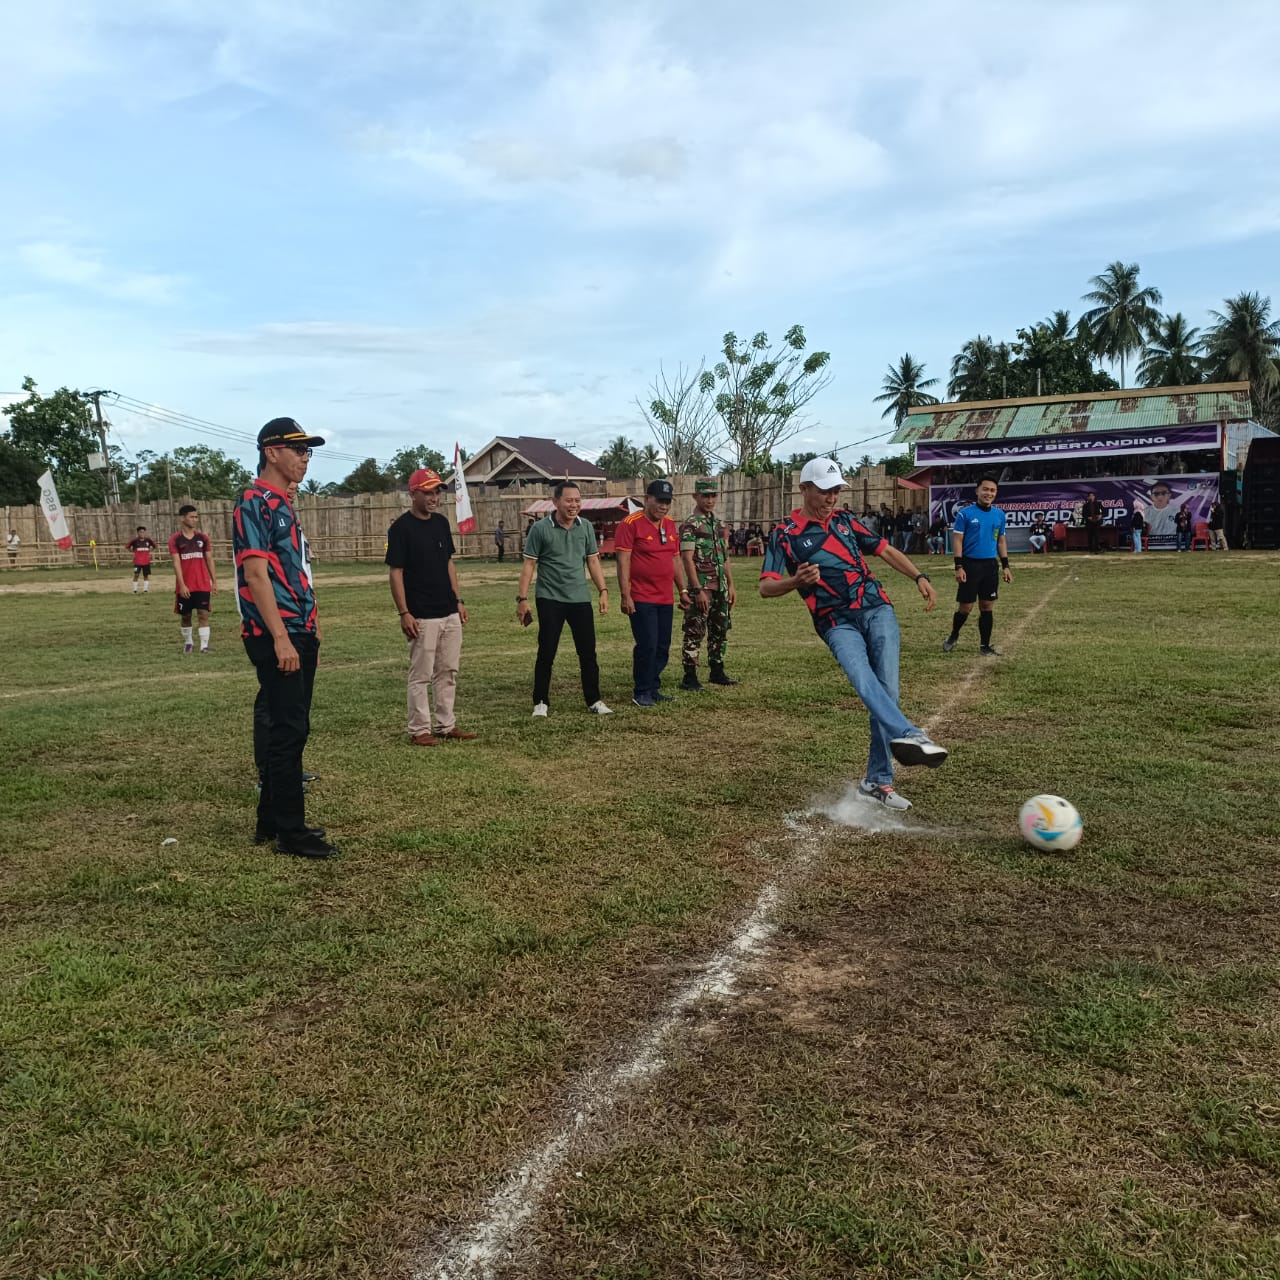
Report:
943,476,1012,656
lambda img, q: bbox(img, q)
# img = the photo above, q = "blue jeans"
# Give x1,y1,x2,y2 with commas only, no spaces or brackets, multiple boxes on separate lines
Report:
629,602,673,698
1175,529,1190,551
824,608,916,786
1132,529,1143,552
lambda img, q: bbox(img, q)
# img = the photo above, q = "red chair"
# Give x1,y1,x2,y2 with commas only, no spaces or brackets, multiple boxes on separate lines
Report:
1191,521,1210,550
1049,521,1067,551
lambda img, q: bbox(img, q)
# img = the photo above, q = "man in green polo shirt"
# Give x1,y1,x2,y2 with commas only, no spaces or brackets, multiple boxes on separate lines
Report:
515,481,613,717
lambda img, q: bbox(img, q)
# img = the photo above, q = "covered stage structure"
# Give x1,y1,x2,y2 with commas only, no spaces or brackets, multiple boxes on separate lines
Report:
892,382,1270,551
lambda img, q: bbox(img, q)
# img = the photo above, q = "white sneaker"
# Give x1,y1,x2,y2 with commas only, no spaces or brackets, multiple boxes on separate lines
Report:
858,779,912,811
889,729,947,768
532,702,549,718
587,700,613,715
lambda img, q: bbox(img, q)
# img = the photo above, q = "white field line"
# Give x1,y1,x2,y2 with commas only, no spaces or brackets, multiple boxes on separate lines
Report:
413,570,1073,1280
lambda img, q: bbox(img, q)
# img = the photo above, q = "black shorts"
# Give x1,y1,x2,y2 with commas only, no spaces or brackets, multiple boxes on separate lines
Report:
133,563,152,577
175,590,212,615
956,557,999,604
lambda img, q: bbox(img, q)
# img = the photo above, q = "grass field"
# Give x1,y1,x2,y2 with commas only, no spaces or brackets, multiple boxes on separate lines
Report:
2,551,1279,1279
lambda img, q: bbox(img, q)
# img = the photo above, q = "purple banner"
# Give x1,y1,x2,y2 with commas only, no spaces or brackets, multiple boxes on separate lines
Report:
914,421,1221,465
930,474,1220,552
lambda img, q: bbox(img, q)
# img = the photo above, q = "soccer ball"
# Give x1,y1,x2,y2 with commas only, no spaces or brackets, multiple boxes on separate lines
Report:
1018,795,1083,852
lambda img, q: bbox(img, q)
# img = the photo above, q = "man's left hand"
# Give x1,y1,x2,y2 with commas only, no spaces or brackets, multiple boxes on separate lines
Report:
458,604,469,625
727,584,736,608
918,577,938,611
1002,567,1013,584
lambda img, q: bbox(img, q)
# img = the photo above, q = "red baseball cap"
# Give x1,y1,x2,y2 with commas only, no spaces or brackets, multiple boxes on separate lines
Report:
409,468,444,492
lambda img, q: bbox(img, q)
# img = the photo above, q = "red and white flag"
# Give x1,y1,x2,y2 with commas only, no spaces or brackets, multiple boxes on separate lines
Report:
453,442,476,534
37,470,74,549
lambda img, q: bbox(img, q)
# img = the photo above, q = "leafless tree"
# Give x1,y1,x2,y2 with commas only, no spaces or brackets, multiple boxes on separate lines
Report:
636,361,720,475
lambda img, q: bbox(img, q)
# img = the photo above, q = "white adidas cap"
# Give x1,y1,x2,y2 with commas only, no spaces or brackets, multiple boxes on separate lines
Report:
798,457,846,488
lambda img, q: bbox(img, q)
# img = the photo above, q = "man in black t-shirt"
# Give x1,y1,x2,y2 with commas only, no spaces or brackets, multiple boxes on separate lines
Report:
387,467,477,747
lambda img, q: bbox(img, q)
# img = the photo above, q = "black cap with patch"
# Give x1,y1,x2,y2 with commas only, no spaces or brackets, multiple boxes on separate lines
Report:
257,417,326,448
646,479,674,501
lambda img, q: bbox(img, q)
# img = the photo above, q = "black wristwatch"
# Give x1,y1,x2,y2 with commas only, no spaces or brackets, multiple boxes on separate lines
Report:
914,573,930,583
516,595,527,602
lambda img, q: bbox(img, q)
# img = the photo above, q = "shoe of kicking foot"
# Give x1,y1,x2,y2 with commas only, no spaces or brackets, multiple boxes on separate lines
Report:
889,729,948,768
532,702,549,718
942,636,957,653
436,727,478,740
275,832,337,859
255,824,326,846
587,700,613,715
858,779,912,811
410,732,439,746
980,645,1003,656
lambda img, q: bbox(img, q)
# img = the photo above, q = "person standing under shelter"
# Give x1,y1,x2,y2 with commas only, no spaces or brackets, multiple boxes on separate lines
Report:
388,467,478,747
1174,505,1192,551
760,457,946,812
679,478,738,691
126,525,158,595
516,481,612,718
1082,491,1105,554
617,479,692,707
234,418,333,859
1208,499,1227,550
7,529,20,565
943,476,1012,657
170,505,217,654
1129,506,1146,553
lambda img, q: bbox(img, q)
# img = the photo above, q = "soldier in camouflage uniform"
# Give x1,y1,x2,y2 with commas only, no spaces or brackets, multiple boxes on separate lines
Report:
679,478,739,690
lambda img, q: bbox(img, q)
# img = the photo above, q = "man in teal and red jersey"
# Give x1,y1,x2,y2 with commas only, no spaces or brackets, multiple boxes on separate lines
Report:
169,505,217,652
616,478,693,707
233,418,333,859
760,457,946,813
126,525,158,596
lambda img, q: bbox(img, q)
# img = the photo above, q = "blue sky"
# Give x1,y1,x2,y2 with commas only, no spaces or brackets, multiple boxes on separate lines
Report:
3,0,1279,485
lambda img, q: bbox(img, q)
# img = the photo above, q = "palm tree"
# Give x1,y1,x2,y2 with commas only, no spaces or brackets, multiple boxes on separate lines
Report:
948,335,995,399
1043,310,1075,342
874,354,939,426
597,435,642,480
1202,292,1280,408
1137,314,1203,388
1080,261,1163,388
1014,325,1056,396
637,444,664,481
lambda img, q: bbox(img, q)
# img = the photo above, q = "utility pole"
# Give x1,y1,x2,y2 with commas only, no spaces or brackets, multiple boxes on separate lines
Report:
84,390,121,506
165,457,174,504
134,461,141,506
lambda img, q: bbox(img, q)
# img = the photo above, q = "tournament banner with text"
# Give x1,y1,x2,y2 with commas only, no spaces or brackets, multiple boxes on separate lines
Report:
453,442,476,535
37,469,74,549
914,421,1221,466
930,474,1220,552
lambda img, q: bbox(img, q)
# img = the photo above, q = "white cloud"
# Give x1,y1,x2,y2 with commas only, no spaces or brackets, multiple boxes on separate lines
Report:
17,241,181,304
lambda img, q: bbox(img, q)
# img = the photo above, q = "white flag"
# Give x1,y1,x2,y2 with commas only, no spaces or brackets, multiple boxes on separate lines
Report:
453,442,476,534
37,470,74,549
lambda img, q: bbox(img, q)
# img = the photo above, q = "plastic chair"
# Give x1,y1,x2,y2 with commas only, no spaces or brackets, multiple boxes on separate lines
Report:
1050,521,1067,551
1191,522,1210,550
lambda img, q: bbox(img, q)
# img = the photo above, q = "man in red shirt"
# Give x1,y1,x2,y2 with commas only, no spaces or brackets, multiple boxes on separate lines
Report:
125,525,158,596
616,478,693,707
169,504,218,654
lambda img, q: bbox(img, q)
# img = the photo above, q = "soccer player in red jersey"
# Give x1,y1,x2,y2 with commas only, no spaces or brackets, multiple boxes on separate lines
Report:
169,505,218,654
125,525,158,596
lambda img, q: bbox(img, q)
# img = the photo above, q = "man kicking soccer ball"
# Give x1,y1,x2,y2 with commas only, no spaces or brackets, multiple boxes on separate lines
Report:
943,476,1012,656
760,458,947,811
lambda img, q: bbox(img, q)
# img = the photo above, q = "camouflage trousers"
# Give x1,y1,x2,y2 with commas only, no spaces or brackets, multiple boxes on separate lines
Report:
682,590,732,666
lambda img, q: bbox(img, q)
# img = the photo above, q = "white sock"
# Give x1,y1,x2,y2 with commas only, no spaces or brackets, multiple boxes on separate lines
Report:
142,581,149,592
181,626,193,645
132,581,138,592
198,626,210,650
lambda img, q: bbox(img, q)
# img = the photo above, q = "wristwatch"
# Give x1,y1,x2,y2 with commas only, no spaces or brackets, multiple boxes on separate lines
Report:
914,573,930,583
516,595,527,602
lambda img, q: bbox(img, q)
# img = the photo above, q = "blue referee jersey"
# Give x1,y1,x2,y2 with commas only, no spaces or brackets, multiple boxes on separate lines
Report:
953,503,1006,559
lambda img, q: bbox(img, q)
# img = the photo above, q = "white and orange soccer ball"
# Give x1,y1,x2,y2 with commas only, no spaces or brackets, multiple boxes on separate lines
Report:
1019,795,1083,852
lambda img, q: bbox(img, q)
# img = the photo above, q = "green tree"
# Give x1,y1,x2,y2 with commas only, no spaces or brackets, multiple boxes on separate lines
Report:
1081,261,1162,388
1138,314,1203,388
1,376,105,505
637,444,664,482
137,445,253,501
389,445,448,484
597,436,643,480
0,439,43,504
880,451,915,478
1202,292,1280,424
948,335,997,399
702,325,833,469
337,458,397,494
874,354,939,426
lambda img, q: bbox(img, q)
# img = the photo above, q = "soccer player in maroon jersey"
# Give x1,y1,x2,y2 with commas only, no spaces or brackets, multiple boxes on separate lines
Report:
125,526,158,596
169,505,218,654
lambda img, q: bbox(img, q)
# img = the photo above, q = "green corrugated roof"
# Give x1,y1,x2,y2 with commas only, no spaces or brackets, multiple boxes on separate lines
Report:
892,384,1253,445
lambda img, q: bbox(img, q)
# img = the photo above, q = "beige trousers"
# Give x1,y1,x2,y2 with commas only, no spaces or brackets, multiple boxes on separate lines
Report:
407,613,462,735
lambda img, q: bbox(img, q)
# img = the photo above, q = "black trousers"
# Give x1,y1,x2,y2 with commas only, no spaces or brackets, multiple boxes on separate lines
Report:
246,632,318,837
533,599,601,706
1086,522,1101,553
